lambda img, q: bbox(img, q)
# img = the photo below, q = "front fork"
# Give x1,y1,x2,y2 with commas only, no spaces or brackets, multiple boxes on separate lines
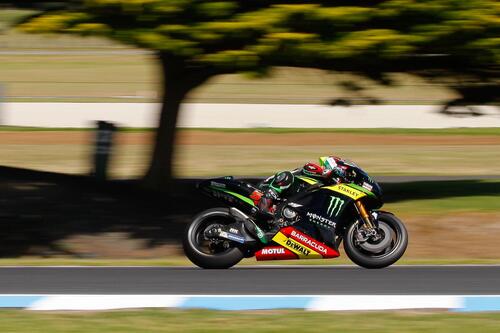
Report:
353,200,383,243
354,200,375,229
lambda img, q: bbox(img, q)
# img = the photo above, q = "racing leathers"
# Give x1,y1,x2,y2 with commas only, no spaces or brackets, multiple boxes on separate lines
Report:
252,156,352,217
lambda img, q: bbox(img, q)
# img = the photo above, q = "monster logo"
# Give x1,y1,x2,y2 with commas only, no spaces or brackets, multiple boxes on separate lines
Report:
327,196,344,217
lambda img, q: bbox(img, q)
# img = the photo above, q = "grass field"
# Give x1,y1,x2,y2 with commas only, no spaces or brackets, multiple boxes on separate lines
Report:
0,54,459,104
386,193,499,215
178,145,500,177
1,128,500,177
1,143,499,177
1,139,499,178
2,129,499,200
1,310,500,333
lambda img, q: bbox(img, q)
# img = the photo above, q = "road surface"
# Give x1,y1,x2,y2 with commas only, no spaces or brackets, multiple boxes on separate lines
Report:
1,266,499,295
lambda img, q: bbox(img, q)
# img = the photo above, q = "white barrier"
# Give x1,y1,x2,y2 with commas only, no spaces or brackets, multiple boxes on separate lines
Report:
1,103,499,128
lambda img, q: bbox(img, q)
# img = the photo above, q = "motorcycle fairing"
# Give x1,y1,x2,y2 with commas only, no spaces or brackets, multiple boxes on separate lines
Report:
296,175,320,185
289,183,372,228
255,246,298,261
282,184,370,247
323,184,369,200
198,178,258,213
288,188,352,229
255,226,339,260
324,183,383,210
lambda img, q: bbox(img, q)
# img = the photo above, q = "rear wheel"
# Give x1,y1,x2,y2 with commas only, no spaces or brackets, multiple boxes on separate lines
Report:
183,208,244,269
343,212,408,269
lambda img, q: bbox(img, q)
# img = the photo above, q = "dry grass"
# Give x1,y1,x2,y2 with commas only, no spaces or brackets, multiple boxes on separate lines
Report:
0,54,458,103
1,130,500,178
2,143,500,178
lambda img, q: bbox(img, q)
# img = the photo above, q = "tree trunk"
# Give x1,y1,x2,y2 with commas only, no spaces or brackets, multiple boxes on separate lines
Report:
143,54,211,190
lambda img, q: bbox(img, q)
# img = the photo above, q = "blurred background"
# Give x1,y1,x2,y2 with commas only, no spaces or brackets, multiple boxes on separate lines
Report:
0,1,499,264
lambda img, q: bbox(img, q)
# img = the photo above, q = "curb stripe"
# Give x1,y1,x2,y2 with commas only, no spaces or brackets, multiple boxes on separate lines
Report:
0,295,500,312
0,296,44,308
457,296,500,312
28,295,186,311
308,295,461,311
180,296,312,311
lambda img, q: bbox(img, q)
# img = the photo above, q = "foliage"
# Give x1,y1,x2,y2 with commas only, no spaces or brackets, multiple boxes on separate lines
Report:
18,0,500,83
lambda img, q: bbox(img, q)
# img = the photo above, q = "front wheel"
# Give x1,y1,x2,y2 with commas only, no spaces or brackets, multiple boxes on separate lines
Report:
183,208,244,269
343,212,408,269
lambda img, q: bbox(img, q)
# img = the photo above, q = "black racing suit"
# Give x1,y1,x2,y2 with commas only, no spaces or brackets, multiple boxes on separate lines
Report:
255,168,329,216
254,168,348,245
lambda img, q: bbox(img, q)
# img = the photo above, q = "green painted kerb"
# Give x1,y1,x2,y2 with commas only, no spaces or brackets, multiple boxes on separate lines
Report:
210,186,256,206
347,183,377,198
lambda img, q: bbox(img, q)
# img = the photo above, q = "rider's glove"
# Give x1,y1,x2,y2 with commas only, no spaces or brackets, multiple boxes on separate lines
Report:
264,188,279,200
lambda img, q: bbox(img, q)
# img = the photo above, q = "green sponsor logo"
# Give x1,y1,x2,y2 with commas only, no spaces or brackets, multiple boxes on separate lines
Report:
327,196,344,217
254,225,267,244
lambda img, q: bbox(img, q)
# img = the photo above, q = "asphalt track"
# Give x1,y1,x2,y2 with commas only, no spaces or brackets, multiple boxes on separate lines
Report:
0,266,499,295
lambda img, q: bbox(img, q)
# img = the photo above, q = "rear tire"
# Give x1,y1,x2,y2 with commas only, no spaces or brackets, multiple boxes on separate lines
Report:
343,212,408,269
183,208,244,269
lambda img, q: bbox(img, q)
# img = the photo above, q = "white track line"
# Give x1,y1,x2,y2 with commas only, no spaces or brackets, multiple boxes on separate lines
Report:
1,264,500,269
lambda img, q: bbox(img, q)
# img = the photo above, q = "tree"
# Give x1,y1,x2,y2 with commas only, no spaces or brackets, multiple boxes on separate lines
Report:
18,0,500,188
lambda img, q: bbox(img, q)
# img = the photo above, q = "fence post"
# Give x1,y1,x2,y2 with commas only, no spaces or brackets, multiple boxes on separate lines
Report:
92,120,117,181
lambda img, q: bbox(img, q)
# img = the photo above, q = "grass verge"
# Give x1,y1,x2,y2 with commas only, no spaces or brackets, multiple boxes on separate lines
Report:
1,310,500,333
384,179,500,213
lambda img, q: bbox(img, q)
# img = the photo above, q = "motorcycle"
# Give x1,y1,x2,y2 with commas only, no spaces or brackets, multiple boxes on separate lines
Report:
183,163,408,269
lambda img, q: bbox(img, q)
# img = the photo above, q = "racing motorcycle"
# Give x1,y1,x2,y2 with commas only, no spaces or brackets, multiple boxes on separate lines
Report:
183,163,408,269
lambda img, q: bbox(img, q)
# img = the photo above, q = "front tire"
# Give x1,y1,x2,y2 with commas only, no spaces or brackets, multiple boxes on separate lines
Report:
343,212,408,269
183,208,244,269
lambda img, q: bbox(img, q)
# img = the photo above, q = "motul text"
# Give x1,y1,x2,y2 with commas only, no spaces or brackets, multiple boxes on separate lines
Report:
260,247,285,255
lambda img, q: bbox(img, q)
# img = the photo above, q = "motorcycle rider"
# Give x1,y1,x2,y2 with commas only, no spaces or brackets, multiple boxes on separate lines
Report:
251,156,353,217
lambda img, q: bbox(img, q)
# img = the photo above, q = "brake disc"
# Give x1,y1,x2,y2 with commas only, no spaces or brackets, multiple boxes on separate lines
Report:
358,222,393,253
